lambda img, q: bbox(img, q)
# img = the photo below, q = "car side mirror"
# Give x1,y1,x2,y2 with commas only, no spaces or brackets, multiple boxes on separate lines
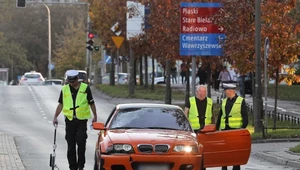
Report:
200,124,217,133
93,122,106,130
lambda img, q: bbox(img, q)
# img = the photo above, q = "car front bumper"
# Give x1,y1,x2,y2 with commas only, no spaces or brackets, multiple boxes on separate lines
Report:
101,154,202,170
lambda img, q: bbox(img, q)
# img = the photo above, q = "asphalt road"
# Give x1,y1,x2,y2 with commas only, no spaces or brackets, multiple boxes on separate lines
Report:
0,85,298,170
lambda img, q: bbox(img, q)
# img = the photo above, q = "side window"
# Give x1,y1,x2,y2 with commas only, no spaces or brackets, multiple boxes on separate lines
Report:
105,107,117,127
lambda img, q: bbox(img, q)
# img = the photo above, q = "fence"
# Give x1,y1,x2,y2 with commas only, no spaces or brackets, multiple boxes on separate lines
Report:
216,97,300,127
246,103,300,128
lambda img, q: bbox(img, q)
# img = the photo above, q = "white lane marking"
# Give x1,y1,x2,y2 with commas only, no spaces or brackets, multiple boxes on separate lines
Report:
28,86,47,118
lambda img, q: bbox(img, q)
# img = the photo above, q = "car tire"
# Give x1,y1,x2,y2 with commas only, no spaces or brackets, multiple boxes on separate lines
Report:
94,150,105,170
200,157,205,170
93,151,98,170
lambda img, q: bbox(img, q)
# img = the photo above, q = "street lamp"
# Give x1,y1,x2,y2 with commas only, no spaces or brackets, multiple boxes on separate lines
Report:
43,3,52,80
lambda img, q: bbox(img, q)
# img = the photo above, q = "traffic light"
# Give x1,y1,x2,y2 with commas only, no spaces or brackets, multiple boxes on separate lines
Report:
16,0,26,8
94,46,99,51
88,33,94,39
86,39,94,51
86,33,94,51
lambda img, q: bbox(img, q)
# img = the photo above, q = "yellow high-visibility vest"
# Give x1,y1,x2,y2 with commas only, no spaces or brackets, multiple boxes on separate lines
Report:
188,97,213,130
220,96,243,129
62,83,91,121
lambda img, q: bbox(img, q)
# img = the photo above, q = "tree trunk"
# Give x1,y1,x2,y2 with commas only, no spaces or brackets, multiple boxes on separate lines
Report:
251,72,255,127
134,58,137,86
164,59,172,104
185,60,191,106
144,54,148,88
151,56,155,90
128,46,135,96
139,56,143,86
273,68,279,130
109,49,115,86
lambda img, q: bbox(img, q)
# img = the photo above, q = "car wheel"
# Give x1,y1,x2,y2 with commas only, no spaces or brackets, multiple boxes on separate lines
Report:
93,151,98,170
200,157,205,170
94,151,105,170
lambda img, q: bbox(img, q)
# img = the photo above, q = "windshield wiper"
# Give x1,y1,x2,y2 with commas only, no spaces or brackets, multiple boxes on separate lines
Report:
145,127,179,130
110,126,144,130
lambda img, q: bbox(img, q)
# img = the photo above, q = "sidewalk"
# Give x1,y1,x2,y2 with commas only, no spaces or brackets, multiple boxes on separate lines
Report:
252,140,300,168
0,132,26,170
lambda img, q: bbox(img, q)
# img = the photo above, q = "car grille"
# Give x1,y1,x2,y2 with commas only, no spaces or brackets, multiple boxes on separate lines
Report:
138,144,153,153
154,144,170,153
138,144,170,153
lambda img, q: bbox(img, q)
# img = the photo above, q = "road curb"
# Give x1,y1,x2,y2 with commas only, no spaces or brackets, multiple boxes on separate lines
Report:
0,133,26,170
255,151,300,168
252,138,300,143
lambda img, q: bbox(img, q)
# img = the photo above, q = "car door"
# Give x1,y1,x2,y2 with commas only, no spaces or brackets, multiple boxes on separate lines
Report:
197,125,251,168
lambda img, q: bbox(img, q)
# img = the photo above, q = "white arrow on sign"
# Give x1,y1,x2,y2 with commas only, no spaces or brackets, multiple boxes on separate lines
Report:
218,26,224,32
105,56,111,63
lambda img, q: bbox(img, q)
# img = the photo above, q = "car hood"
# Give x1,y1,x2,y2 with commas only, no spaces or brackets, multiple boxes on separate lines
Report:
106,129,197,145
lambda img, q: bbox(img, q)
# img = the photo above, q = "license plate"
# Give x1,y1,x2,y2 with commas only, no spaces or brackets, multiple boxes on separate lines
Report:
138,164,169,170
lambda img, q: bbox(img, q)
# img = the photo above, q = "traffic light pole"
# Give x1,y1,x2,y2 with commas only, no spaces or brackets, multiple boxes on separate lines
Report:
86,11,91,79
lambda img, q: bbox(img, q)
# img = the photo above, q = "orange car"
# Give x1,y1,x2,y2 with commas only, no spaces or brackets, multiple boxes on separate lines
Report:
93,103,251,170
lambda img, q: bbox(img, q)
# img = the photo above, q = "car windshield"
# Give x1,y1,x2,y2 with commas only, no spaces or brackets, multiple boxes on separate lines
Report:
25,74,40,78
109,107,192,131
78,72,87,80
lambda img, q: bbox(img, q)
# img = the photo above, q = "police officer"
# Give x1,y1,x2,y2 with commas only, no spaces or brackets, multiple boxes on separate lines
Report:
184,85,214,133
52,70,97,170
216,83,248,170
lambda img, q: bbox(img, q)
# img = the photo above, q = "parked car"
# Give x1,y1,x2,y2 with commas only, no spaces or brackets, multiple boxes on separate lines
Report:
64,70,89,85
151,76,166,84
45,79,63,85
102,73,129,84
19,71,45,86
92,103,251,170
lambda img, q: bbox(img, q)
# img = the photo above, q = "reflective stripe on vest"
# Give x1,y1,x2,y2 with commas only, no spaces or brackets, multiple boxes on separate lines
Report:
62,83,91,121
220,96,243,129
188,97,213,130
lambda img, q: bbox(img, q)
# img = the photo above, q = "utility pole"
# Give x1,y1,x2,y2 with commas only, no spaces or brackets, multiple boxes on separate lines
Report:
254,0,263,132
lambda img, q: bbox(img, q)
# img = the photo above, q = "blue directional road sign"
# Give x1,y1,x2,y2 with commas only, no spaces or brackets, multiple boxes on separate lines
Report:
180,34,225,56
180,2,225,56
105,55,112,64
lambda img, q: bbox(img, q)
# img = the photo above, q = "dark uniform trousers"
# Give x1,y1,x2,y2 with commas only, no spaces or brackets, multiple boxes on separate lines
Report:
65,118,88,170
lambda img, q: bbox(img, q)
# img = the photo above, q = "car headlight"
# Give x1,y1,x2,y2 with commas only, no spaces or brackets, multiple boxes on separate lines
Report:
173,145,198,153
106,144,134,154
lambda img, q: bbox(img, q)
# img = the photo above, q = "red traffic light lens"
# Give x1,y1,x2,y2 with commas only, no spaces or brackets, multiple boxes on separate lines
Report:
88,33,94,39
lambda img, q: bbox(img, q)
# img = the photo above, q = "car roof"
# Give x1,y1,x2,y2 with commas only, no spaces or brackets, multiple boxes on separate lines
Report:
77,70,87,73
46,79,63,81
116,103,182,110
